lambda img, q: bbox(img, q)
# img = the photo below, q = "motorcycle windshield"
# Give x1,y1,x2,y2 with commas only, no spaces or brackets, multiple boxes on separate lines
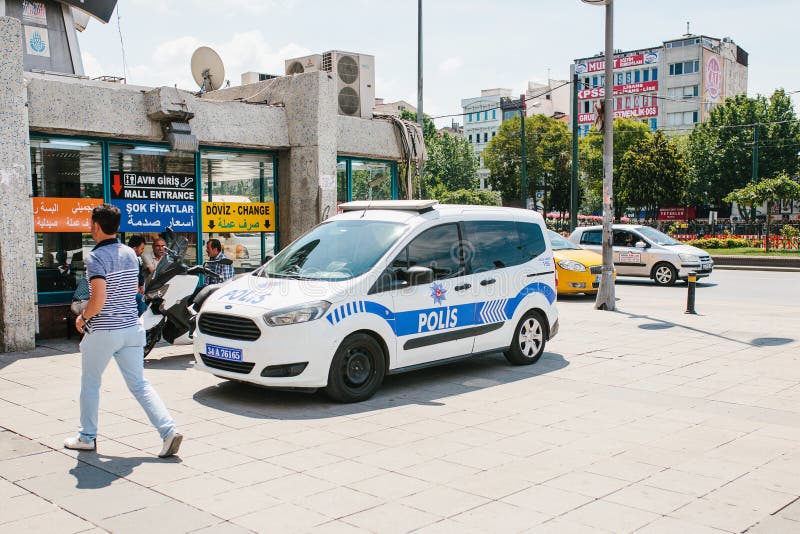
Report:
148,235,189,292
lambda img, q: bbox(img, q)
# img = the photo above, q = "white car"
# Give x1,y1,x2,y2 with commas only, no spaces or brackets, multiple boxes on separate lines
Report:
568,224,713,286
193,200,559,402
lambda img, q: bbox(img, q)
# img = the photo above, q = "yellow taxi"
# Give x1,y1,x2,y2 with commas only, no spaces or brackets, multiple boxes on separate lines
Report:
548,230,607,295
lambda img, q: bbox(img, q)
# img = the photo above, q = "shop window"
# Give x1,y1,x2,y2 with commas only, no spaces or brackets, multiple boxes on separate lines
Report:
31,138,103,298
351,160,393,202
201,151,276,273
337,160,348,204
108,143,198,270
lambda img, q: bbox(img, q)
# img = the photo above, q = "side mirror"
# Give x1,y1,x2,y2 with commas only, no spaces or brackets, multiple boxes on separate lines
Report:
402,266,434,286
635,241,647,249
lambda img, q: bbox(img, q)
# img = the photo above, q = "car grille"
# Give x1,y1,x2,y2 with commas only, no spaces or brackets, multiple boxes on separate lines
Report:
198,313,261,341
589,266,602,275
201,355,255,374
699,255,712,262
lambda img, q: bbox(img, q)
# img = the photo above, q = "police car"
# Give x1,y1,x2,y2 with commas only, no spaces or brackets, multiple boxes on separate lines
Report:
193,201,559,402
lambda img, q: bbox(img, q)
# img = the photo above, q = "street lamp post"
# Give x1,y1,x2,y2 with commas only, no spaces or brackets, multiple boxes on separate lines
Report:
417,0,425,196
581,0,615,311
520,96,527,208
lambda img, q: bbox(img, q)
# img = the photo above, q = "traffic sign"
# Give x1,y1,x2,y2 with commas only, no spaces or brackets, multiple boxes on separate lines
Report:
202,202,275,233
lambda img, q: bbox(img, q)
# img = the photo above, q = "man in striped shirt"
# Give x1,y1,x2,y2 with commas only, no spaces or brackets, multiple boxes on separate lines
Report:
65,204,182,458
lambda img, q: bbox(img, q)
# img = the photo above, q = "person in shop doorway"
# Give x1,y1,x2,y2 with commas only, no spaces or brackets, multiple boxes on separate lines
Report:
142,237,166,284
203,238,234,286
127,235,148,316
64,204,182,458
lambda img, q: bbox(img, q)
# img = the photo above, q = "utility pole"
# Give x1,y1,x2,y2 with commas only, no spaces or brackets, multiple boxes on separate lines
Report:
751,124,759,222
520,94,527,208
571,72,579,232
595,0,615,311
417,0,424,197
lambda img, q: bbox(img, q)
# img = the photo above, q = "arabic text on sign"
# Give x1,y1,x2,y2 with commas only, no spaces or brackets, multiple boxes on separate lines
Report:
202,202,276,233
32,197,103,233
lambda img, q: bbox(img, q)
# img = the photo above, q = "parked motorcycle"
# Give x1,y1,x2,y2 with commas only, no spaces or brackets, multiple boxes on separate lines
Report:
142,229,233,357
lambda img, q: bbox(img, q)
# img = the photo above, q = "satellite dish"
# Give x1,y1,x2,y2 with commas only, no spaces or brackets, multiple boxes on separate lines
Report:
191,47,225,92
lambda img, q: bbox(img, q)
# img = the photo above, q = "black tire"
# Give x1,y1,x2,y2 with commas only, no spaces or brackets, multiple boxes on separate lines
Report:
143,321,164,358
504,310,547,366
325,333,386,403
652,262,678,286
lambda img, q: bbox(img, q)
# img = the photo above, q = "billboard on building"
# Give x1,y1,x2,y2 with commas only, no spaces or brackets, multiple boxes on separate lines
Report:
701,49,724,121
575,51,660,75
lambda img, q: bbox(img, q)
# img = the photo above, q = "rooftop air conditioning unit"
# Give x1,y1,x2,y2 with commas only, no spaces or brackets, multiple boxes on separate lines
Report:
322,50,375,119
284,54,323,75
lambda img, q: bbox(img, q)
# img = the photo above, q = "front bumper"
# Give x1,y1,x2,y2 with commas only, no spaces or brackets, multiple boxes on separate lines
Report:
193,311,339,388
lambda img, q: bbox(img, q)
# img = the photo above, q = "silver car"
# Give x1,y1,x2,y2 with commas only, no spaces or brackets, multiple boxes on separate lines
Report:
568,224,713,286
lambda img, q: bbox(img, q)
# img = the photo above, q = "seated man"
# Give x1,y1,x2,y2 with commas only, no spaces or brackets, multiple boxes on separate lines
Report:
203,238,234,286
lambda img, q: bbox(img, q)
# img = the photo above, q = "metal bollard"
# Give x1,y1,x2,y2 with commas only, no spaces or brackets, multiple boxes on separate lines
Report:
685,271,697,314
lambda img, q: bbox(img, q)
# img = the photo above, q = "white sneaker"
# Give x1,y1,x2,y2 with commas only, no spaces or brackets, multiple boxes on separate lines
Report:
158,432,183,458
64,436,96,451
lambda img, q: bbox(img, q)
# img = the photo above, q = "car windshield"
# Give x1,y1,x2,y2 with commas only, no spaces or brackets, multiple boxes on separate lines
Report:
548,230,581,251
262,219,407,281
636,226,682,246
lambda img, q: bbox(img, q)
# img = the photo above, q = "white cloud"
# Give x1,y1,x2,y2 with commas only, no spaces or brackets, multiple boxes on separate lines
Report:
119,32,310,90
80,51,105,79
438,56,463,74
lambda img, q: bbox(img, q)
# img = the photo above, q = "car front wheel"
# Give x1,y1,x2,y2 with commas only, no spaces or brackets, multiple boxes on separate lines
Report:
652,263,678,286
325,333,386,403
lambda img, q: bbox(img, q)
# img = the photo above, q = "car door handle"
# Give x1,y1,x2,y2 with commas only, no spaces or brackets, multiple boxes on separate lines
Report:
480,278,496,286
454,283,471,291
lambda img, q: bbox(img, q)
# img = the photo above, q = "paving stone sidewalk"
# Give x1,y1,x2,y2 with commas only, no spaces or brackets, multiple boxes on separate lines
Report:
1,272,800,533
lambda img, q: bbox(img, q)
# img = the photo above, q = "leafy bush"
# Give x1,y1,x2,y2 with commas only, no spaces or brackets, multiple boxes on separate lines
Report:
429,186,502,206
781,225,799,241
687,237,748,249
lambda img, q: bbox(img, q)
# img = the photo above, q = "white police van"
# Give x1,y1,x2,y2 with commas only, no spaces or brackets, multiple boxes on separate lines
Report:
193,201,559,402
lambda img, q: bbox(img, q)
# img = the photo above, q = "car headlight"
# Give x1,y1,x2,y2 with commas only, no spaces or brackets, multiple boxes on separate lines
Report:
679,254,700,263
263,301,331,327
557,260,587,272
145,284,169,299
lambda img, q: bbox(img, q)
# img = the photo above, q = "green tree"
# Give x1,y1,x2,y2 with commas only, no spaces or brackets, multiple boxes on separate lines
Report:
425,131,479,191
483,114,571,206
578,118,653,213
398,110,478,195
428,185,502,206
687,90,800,210
724,173,800,251
617,131,689,220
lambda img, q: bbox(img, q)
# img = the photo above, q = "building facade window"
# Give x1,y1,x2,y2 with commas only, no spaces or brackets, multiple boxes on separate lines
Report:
201,151,277,272
468,134,473,143
652,68,658,80
667,85,699,98
643,69,650,82
669,60,699,76
31,138,103,300
634,70,641,83
468,113,473,122
666,111,700,126
492,109,496,120
336,158,397,204
484,132,488,143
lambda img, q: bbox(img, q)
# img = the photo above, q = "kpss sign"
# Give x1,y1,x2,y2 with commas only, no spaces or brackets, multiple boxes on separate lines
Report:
202,202,275,233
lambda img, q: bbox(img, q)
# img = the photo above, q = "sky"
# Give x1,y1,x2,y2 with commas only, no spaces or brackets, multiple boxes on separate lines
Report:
75,0,800,127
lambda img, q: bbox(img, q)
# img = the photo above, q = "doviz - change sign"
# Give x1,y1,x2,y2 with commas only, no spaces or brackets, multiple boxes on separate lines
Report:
111,172,196,201
202,202,275,233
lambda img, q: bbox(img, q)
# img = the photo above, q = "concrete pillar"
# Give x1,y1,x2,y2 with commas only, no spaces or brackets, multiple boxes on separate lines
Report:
0,17,37,352
276,72,338,248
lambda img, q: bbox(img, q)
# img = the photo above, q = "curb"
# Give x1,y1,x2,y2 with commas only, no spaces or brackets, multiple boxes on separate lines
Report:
710,254,800,273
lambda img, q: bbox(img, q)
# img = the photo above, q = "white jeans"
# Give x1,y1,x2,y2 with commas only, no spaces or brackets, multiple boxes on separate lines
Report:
78,324,175,441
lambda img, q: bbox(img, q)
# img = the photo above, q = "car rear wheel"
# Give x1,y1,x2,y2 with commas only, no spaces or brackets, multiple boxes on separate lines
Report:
504,310,547,365
652,262,678,286
326,333,386,403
